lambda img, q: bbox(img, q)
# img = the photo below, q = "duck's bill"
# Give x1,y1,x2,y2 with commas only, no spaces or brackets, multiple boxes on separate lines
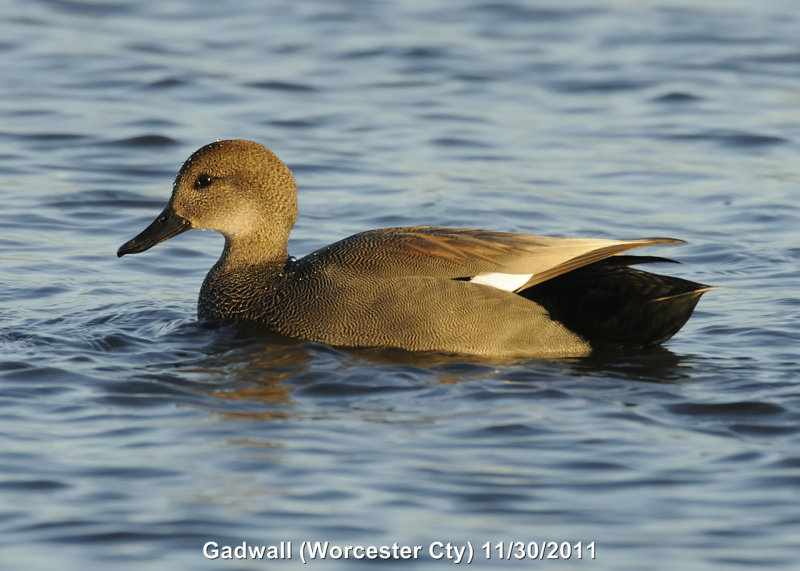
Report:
117,206,191,257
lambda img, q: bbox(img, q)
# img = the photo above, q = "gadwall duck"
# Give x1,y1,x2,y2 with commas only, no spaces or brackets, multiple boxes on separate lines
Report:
118,140,712,358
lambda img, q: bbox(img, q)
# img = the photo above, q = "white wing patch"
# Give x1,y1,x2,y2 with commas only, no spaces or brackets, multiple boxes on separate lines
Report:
469,272,534,292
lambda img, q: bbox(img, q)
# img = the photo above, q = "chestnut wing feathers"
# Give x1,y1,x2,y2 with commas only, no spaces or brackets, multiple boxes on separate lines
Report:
312,226,684,292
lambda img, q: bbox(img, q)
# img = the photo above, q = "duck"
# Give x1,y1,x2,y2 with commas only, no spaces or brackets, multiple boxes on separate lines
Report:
118,139,712,358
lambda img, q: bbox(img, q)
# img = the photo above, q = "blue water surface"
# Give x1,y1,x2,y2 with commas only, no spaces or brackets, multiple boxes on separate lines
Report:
1,1,799,569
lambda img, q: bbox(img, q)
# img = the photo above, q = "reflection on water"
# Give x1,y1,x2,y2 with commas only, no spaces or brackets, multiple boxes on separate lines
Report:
571,346,693,383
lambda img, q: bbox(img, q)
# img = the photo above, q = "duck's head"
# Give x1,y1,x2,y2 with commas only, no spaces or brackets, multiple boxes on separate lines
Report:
117,139,297,257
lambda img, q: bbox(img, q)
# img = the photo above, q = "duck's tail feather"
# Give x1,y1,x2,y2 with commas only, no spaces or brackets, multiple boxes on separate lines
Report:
520,256,711,349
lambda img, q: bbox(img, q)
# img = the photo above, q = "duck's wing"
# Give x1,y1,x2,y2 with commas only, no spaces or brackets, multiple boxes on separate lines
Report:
310,226,684,291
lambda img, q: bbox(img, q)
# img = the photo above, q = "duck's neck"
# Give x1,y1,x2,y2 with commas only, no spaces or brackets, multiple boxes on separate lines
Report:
218,232,289,269
198,232,290,321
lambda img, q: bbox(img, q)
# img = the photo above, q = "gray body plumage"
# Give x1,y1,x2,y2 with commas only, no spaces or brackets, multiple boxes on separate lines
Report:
198,230,592,357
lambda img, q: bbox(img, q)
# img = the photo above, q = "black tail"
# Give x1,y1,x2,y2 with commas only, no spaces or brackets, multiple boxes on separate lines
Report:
520,256,711,349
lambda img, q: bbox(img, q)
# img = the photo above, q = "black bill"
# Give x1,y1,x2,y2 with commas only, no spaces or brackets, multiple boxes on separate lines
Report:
117,205,192,257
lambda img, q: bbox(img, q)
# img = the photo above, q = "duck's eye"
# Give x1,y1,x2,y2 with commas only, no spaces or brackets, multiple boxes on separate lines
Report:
194,174,213,189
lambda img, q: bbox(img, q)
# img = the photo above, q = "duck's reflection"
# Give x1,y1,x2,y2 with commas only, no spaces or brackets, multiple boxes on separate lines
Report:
180,320,694,422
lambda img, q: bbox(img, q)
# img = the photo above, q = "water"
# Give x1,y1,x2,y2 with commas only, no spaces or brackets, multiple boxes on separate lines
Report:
1,0,799,569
